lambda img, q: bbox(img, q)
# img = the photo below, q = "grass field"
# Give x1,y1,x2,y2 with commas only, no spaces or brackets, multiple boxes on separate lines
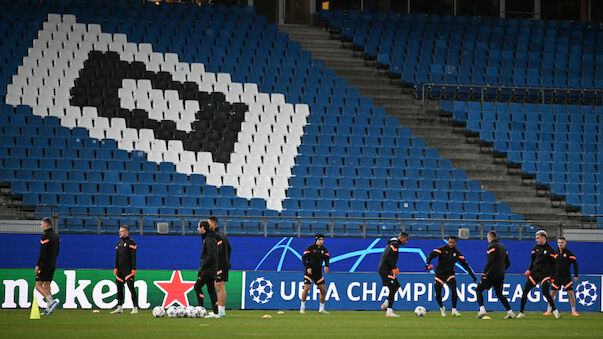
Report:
1,309,602,338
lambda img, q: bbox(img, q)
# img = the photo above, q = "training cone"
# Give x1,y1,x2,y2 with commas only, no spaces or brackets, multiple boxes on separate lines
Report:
30,296,40,320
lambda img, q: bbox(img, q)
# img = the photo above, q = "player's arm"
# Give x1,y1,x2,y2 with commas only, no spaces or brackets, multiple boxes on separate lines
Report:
36,235,50,271
302,245,312,272
385,242,400,275
549,246,557,278
482,245,496,276
424,247,441,270
569,250,579,281
505,250,511,270
457,250,477,281
114,242,119,276
125,240,137,280
525,246,536,276
323,247,330,273
226,237,232,269
200,237,218,271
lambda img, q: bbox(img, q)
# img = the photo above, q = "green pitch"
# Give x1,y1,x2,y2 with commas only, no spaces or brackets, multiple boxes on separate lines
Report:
1,310,602,338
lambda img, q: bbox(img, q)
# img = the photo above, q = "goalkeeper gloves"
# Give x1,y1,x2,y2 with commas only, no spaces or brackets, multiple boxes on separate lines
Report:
524,270,531,277
425,264,434,271
392,268,400,275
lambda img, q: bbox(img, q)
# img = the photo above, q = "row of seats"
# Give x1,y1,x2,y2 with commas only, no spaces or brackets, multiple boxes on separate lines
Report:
322,10,603,105
442,100,601,216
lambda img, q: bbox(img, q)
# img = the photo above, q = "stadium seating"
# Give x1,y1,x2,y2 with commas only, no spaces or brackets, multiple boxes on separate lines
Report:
441,100,601,219
0,1,531,238
322,10,603,104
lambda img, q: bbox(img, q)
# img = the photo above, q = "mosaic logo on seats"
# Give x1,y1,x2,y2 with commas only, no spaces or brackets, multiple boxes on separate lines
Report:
6,14,309,211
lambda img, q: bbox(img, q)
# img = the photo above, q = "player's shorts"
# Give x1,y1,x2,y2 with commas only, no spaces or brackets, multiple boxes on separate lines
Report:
116,270,135,283
198,270,218,282
36,267,55,282
552,275,574,291
478,275,504,290
303,269,325,285
527,273,552,286
216,268,229,282
379,271,398,288
434,273,456,285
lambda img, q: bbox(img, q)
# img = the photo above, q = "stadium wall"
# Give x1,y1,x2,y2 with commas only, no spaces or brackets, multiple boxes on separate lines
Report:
1,234,603,274
0,269,600,312
2,235,601,311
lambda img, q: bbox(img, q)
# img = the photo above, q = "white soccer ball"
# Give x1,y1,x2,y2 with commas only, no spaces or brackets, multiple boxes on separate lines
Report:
185,306,196,318
195,306,207,318
152,306,165,318
176,306,186,318
414,306,427,317
166,306,178,318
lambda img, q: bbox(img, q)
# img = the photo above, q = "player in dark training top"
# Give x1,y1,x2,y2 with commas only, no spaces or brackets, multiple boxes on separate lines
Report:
194,220,220,318
475,231,515,319
208,216,231,317
300,234,330,314
546,237,579,316
425,236,477,317
35,218,60,315
111,225,138,314
378,232,409,318
518,230,560,318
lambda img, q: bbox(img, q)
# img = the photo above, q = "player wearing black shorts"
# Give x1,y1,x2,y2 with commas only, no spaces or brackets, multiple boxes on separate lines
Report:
110,225,138,314
425,236,477,317
475,230,515,319
208,216,231,317
194,220,220,318
378,232,408,318
300,234,330,314
35,218,60,315
518,230,559,318
547,237,579,316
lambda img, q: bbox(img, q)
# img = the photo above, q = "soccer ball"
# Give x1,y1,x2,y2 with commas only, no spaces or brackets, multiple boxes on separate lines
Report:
176,306,186,318
152,306,165,318
166,306,178,318
575,281,598,307
195,306,207,318
185,306,196,318
414,306,427,317
249,277,274,304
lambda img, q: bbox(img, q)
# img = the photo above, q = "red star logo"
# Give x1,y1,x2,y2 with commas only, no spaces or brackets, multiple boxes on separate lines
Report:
154,270,196,308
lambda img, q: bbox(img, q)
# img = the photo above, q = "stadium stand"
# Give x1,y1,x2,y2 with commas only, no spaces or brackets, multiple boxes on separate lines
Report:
321,10,602,104
317,9,601,224
441,100,601,219
0,1,559,239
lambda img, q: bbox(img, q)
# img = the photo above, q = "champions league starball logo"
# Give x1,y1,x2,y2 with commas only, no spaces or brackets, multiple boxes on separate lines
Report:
575,281,598,307
249,277,273,304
